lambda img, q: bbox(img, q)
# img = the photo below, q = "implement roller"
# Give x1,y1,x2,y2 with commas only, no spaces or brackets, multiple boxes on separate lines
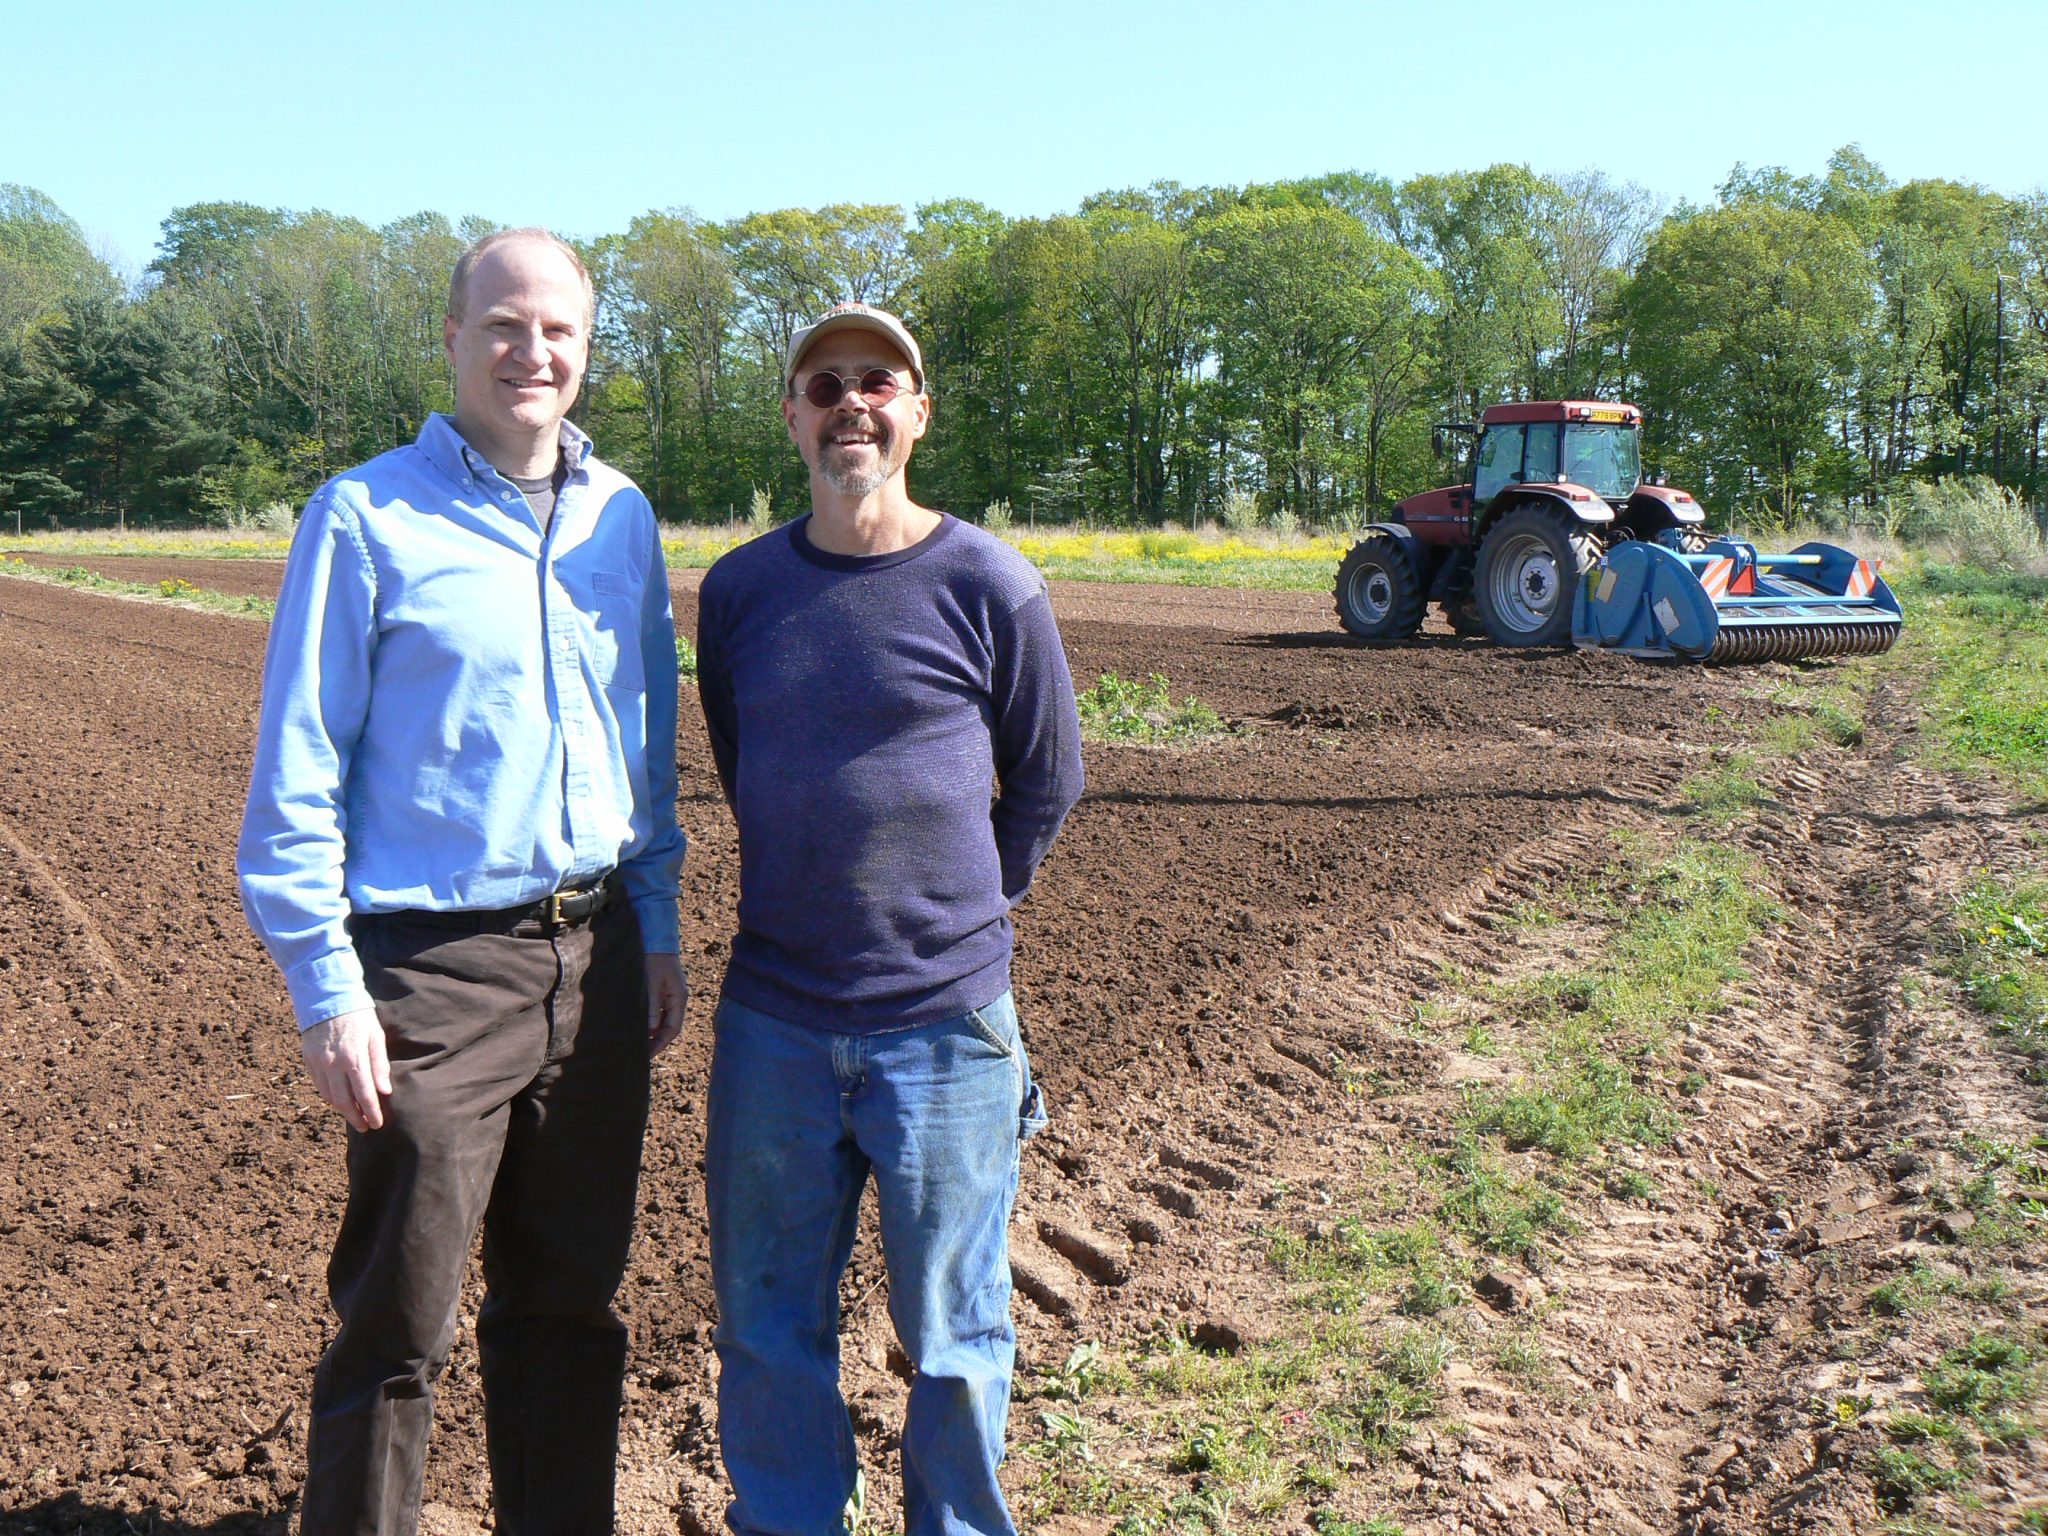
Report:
1332,399,1904,664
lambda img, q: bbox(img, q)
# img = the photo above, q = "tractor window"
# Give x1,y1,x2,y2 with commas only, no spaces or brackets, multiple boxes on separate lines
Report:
1473,425,1525,503
1524,423,1560,483
1562,424,1642,500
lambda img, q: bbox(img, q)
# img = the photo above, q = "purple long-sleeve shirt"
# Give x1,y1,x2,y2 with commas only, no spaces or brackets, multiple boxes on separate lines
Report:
696,513,1083,1032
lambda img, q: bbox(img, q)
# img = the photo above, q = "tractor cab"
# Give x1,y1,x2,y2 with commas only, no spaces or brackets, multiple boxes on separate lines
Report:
1468,401,1642,508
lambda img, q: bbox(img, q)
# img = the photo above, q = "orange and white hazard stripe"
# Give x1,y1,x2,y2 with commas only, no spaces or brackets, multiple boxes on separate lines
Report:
1699,557,1734,600
1846,559,1878,598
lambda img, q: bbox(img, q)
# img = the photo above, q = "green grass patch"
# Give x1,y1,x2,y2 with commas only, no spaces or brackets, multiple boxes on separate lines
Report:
1680,752,1771,824
1870,1443,1965,1511
1076,672,1232,745
1270,1219,1456,1316
1952,1135,2048,1250
1431,1137,1570,1256
1462,842,1777,1163
1871,1262,2015,1319
1953,875,2048,1080
1,524,1356,590
1010,527,1347,590
1311,1516,1406,1536
1466,1052,1675,1160
1887,563,2048,800
0,556,278,619
1924,1330,2039,1428
0,529,293,560
1762,678,1867,753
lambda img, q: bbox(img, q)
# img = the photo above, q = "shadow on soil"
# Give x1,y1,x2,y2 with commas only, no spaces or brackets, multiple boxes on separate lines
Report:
0,1498,286,1535
1235,631,1488,651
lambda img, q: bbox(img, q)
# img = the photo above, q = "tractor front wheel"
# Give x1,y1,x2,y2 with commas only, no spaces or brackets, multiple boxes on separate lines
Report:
1475,503,1599,647
1334,534,1425,640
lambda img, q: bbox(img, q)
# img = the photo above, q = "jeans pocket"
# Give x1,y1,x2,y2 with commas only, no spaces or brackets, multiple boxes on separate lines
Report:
964,1004,1017,1057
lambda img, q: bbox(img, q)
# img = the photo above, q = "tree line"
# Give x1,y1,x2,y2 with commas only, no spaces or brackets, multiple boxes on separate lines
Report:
2,147,2044,531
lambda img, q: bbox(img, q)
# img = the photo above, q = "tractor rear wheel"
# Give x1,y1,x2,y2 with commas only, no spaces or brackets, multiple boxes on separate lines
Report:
1475,502,1599,647
1334,534,1425,640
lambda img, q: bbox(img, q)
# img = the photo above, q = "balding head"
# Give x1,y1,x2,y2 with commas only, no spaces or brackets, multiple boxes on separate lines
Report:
447,227,595,334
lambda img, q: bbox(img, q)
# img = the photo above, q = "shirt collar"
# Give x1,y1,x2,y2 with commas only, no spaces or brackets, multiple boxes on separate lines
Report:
416,412,594,491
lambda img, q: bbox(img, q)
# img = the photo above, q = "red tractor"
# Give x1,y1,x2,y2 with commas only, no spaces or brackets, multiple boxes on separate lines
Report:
1336,401,1708,646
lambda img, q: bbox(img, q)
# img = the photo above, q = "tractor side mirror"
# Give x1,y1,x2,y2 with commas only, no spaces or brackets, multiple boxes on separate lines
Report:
1431,427,1446,459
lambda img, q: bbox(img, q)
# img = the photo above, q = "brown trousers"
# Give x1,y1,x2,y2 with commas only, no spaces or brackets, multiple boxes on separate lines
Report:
298,901,651,1536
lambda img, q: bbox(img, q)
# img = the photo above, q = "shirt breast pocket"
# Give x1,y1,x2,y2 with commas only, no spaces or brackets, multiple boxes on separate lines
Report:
584,572,644,693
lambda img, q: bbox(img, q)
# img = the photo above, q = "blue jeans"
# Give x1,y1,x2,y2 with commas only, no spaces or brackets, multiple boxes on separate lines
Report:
705,991,1048,1536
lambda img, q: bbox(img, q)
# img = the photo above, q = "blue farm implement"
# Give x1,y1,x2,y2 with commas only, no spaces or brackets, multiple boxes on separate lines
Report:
1333,400,1902,665
1573,538,1900,662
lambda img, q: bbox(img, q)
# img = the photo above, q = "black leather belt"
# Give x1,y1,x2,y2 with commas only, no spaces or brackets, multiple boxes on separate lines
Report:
368,875,619,934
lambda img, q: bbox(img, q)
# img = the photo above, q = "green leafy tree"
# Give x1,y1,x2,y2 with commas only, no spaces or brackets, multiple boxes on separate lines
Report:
1623,201,1873,520
1203,200,1435,515
0,185,118,343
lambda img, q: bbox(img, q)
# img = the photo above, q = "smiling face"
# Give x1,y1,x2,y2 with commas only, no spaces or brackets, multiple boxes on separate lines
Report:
444,236,590,471
782,330,930,499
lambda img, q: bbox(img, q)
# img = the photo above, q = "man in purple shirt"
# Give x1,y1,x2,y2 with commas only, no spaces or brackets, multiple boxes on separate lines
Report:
696,304,1083,1535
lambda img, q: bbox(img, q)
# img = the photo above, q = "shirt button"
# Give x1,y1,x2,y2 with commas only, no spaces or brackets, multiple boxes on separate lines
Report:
502,490,516,502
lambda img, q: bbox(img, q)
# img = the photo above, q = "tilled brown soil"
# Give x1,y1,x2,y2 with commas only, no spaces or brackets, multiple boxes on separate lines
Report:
1,559,2040,1535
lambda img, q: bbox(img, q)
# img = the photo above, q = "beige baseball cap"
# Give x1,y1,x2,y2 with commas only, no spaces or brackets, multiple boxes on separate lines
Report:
783,302,925,394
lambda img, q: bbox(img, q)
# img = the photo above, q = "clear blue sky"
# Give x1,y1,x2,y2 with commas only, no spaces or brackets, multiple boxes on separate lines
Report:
9,0,2044,276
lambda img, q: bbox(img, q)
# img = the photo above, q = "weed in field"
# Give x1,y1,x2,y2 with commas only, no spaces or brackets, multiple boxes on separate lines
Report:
1681,753,1771,824
1076,672,1232,746
1883,1410,1967,1446
1924,1331,2039,1426
1892,477,2045,571
1465,1052,1675,1162
1870,1443,1964,1511
1871,1262,2016,1319
1763,679,1867,753
1888,563,2048,801
1038,1340,1118,1402
1488,1328,1551,1385
1271,1219,1450,1315
1952,875,2048,1080
1604,1165,1658,1201
1497,898,1561,931
1951,1135,2048,1248
1311,1513,1405,1536
675,634,698,681
1433,1138,1569,1257
1394,1269,1463,1318
0,559,279,621
1031,1407,1098,1464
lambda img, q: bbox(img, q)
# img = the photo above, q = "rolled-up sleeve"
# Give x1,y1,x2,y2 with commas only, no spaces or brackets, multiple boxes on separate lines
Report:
236,490,378,1029
618,512,685,953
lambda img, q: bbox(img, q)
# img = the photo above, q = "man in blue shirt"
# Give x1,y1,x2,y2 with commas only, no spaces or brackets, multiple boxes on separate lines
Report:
238,228,687,1536
697,304,1083,1535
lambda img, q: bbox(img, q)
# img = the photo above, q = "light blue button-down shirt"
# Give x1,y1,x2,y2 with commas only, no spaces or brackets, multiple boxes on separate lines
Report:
237,413,684,1029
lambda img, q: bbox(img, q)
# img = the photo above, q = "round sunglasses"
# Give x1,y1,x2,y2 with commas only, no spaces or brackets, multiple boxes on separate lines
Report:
797,368,916,409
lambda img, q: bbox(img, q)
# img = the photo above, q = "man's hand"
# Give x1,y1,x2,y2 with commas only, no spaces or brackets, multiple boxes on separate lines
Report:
645,952,689,1057
301,1008,393,1132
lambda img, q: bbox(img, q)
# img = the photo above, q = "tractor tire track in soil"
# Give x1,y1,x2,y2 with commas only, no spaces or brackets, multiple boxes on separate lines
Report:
0,559,2038,1533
